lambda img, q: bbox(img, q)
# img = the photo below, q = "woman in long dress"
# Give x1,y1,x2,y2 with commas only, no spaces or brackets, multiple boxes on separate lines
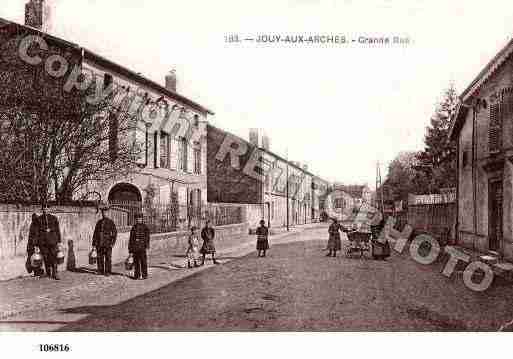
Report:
370,213,390,260
201,220,218,265
327,218,342,257
256,220,269,257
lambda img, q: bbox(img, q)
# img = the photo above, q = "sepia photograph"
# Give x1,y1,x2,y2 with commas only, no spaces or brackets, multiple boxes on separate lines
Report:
1,0,513,354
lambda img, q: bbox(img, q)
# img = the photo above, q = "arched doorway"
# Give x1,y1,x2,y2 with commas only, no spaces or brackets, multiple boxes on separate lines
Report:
108,183,142,227
108,183,142,202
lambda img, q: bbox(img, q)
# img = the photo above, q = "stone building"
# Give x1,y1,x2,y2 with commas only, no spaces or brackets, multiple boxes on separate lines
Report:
0,1,213,231
449,37,513,261
333,184,372,207
244,130,329,229
322,188,355,222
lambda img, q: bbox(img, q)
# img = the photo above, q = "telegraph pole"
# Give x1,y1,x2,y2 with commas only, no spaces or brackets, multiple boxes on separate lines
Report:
376,161,384,213
286,148,290,231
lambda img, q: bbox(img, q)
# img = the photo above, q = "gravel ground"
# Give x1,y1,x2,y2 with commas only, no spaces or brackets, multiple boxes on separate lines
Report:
55,229,513,331
5,226,513,331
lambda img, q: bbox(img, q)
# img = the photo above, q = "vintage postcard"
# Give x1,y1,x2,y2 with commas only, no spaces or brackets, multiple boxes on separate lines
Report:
0,0,512,354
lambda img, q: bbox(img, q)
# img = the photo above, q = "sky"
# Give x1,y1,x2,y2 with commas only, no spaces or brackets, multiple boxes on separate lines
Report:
2,0,513,188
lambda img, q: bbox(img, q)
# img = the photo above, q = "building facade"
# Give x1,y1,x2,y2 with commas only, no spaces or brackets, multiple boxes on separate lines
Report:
333,184,372,207
79,50,211,231
243,130,329,229
449,38,513,260
0,2,214,231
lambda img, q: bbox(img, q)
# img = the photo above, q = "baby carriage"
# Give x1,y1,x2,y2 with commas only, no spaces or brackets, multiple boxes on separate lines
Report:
346,228,371,258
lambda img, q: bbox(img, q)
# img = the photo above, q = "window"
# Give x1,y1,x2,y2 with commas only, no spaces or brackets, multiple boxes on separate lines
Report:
334,198,344,209
462,150,469,168
104,73,113,89
180,137,188,172
160,132,170,168
193,141,201,174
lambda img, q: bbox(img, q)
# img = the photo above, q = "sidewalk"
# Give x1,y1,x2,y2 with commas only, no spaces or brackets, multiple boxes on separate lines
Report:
0,222,326,321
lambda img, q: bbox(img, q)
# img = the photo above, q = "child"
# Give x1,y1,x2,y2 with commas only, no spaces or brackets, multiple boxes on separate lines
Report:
186,226,200,268
256,220,269,257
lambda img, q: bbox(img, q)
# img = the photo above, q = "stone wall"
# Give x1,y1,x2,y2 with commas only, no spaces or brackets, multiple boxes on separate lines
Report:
0,204,248,281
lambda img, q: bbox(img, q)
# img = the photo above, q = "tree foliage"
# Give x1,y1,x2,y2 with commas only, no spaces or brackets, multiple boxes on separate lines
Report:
417,83,458,190
378,84,458,204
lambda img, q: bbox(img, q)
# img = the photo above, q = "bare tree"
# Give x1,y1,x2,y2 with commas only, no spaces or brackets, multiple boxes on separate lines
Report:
0,70,143,204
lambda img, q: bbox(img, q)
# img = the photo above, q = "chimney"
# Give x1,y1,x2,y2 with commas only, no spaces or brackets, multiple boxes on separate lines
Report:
302,164,308,171
249,129,259,147
25,0,52,32
165,69,177,92
261,134,270,151
25,0,43,29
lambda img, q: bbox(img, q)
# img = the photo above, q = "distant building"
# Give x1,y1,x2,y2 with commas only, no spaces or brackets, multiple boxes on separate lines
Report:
322,189,355,222
333,184,372,207
241,129,329,229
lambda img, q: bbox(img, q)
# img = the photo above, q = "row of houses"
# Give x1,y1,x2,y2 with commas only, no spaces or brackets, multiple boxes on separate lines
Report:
0,0,329,234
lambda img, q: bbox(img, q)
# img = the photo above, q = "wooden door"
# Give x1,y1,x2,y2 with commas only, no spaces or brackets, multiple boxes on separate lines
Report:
488,179,503,251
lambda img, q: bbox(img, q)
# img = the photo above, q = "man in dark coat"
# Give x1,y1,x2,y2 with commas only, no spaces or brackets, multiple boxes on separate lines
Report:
128,213,150,280
200,220,218,265
26,213,44,277
92,205,117,276
38,203,62,280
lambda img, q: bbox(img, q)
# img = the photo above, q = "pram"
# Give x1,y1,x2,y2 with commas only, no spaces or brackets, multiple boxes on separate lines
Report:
345,229,371,258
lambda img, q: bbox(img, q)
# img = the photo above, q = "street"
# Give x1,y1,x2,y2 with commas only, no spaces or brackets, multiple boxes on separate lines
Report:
3,225,513,331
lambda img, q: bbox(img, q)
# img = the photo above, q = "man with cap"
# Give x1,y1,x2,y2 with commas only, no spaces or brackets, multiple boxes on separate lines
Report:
128,213,150,280
92,204,118,276
38,203,62,280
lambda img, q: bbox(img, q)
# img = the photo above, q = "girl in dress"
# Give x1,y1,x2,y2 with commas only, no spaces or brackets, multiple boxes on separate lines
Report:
186,226,200,268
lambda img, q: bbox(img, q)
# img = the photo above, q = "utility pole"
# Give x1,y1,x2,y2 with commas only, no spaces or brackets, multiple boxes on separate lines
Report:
376,161,384,213
286,148,290,231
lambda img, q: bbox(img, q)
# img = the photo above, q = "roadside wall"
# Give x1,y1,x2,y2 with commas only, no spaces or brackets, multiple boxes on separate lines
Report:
0,204,248,281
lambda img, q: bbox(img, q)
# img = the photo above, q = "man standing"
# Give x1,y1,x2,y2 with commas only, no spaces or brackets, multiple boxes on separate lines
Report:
38,203,62,280
256,219,270,257
128,213,150,280
92,205,117,276
26,213,44,278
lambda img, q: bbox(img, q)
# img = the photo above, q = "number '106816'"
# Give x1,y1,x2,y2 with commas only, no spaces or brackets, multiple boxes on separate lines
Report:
39,344,70,352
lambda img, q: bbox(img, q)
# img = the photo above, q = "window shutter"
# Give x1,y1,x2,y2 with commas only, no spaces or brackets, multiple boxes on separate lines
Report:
489,102,501,153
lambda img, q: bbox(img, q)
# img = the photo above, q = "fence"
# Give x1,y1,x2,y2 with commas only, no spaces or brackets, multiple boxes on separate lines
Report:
406,202,456,245
204,204,244,227
108,200,245,234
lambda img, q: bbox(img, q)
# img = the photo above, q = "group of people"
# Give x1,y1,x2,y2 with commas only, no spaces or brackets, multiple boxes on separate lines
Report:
326,216,389,259
27,202,390,283
26,202,258,281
